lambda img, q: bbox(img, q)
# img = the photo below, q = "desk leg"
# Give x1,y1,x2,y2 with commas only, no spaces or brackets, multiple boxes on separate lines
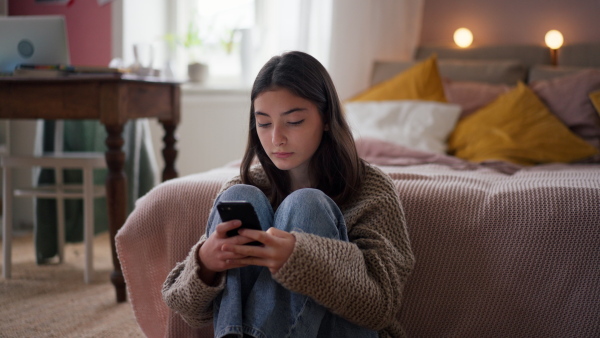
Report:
161,120,179,181
105,123,128,303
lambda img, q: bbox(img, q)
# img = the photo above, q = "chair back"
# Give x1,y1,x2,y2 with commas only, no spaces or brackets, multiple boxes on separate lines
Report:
53,120,64,156
52,120,65,186
0,120,8,156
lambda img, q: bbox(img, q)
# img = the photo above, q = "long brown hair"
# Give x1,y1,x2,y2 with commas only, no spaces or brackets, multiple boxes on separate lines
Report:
240,51,364,208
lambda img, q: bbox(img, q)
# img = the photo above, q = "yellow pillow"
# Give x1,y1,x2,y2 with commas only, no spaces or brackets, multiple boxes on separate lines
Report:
448,82,598,166
590,90,600,115
349,55,446,102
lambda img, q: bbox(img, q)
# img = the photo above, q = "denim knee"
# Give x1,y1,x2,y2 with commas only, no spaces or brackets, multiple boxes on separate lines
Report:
218,184,265,203
281,188,338,217
276,188,347,240
283,188,327,204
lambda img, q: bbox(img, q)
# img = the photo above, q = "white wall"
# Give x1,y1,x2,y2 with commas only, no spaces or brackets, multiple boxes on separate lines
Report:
112,0,168,72
149,87,251,176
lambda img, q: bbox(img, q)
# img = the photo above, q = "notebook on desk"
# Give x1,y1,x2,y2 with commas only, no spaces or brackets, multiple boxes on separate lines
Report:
0,15,70,74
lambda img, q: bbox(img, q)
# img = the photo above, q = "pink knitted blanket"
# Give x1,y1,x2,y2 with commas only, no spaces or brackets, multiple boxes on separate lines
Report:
116,152,600,337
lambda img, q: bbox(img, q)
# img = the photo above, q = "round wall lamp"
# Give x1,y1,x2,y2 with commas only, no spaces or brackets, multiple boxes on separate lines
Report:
545,30,564,66
453,28,473,48
545,30,564,49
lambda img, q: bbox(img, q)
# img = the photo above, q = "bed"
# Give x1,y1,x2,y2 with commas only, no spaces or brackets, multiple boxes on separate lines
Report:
116,44,600,337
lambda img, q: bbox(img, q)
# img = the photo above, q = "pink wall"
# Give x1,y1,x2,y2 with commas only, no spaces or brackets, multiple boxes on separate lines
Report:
420,0,600,47
9,0,112,66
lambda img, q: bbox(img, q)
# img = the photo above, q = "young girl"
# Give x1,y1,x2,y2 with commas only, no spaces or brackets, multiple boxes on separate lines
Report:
162,51,415,338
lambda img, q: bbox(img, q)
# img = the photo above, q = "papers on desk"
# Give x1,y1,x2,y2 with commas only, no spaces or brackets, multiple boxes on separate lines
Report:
12,64,126,78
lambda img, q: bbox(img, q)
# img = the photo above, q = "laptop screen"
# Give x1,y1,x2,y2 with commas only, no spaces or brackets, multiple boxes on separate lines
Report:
0,15,70,74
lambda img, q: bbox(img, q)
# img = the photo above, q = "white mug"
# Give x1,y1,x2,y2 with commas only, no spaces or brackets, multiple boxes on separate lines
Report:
131,43,154,76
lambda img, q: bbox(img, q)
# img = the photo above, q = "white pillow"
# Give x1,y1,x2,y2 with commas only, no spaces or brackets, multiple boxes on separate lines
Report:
344,100,462,154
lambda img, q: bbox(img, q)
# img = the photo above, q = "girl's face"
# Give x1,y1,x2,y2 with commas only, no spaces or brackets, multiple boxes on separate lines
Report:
254,88,327,183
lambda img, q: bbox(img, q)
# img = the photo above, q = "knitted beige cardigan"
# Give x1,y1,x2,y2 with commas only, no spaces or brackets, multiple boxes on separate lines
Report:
162,164,415,337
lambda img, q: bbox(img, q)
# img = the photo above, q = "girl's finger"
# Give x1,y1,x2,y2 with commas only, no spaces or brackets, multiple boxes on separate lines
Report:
229,257,264,267
228,233,261,246
224,260,250,269
214,220,242,237
238,229,272,245
266,227,295,240
218,250,248,260
221,243,265,257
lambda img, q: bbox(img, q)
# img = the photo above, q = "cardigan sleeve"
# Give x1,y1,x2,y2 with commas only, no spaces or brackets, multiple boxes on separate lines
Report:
161,175,243,328
162,236,226,328
272,167,415,331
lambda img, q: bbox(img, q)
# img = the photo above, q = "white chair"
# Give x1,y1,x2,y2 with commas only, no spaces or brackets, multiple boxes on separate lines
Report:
1,120,106,284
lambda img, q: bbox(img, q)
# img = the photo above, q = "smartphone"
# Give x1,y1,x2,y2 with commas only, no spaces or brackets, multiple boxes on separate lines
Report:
217,201,263,245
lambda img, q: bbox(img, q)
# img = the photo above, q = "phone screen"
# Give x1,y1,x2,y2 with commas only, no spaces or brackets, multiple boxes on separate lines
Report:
217,201,263,245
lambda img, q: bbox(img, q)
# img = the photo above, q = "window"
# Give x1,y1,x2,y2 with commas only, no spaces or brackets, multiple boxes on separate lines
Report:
171,0,326,86
174,0,256,85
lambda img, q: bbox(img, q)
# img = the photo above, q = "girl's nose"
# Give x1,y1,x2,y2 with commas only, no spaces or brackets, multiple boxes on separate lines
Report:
272,126,286,146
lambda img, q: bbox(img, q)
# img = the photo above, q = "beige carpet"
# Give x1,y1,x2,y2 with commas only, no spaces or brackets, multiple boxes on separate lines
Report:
0,231,145,337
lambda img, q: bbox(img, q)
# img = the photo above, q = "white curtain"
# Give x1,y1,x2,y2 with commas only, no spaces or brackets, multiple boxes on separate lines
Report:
255,0,424,100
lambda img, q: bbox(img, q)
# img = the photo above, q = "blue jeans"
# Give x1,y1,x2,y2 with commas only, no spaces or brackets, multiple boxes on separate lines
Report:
206,184,378,338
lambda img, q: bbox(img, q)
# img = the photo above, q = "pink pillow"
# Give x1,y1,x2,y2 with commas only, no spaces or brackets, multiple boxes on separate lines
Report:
443,79,511,119
530,69,600,162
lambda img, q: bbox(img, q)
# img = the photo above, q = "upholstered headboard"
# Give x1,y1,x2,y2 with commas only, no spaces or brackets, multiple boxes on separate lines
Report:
415,45,552,67
559,43,600,68
371,43,600,86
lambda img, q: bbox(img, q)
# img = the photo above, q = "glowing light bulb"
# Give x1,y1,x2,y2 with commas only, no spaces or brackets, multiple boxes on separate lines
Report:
545,30,564,50
453,28,473,48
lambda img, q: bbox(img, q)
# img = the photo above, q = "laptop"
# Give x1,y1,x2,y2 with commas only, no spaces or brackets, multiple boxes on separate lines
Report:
0,15,70,74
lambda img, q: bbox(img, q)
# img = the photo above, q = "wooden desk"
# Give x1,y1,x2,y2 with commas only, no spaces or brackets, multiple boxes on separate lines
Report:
0,74,180,302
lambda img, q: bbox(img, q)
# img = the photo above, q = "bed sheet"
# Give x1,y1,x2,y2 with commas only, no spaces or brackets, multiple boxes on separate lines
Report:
116,146,600,337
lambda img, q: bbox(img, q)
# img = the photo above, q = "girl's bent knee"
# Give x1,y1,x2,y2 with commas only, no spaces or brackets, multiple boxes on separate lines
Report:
220,184,263,199
219,184,269,207
283,188,329,206
276,189,347,240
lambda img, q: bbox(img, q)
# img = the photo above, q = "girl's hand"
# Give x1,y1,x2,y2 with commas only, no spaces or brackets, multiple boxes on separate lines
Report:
221,227,296,274
198,220,255,280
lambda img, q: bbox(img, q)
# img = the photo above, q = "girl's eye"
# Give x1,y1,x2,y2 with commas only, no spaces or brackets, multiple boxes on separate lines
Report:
257,122,271,128
288,120,305,126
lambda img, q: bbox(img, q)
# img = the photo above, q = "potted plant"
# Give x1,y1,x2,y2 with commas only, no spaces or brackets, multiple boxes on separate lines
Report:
165,20,208,83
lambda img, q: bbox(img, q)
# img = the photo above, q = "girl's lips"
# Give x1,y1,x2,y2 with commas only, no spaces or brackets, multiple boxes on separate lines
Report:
273,152,293,158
